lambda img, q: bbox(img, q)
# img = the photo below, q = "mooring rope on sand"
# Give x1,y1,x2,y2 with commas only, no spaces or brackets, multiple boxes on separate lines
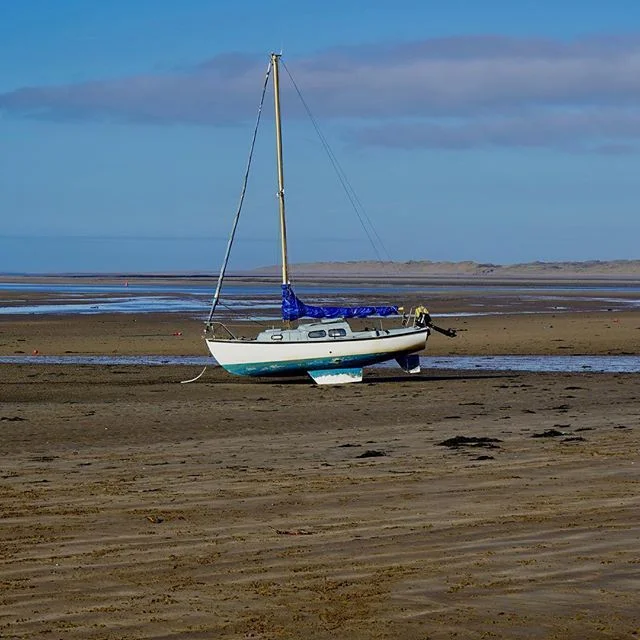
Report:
180,366,208,384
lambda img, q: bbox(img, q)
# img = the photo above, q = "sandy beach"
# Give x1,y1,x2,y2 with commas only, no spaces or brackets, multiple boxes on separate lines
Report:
1,278,639,638
2,365,639,639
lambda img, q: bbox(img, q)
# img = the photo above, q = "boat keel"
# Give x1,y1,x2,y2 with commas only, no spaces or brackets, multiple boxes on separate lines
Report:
307,367,363,385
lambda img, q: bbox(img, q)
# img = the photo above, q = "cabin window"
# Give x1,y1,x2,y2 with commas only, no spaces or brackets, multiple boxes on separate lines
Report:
328,328,347,338
270,334,283,341
308,330,327,339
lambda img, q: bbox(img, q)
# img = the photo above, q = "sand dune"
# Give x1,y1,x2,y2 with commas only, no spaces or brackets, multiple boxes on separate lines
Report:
253,259,640,279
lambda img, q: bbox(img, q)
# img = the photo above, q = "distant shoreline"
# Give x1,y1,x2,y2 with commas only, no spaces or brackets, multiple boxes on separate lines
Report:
2,259,640,286
0,260,640,282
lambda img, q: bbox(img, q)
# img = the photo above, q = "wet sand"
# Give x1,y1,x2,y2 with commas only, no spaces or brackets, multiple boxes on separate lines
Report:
2,309,640,358
1,365,639,639
2,273,640,358
1,279,639,638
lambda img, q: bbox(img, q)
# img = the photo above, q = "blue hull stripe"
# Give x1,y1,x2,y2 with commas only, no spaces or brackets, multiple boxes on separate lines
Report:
223,351,401,377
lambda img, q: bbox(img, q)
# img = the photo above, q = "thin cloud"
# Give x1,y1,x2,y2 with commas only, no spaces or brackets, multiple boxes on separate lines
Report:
0,62,265,125
347,108,640,153
3,35,640,151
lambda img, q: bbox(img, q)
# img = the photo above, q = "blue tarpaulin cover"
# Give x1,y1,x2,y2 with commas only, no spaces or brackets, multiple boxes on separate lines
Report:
282,284,399,321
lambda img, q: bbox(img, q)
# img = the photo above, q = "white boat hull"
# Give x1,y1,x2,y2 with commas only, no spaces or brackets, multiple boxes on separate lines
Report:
206,327,429,381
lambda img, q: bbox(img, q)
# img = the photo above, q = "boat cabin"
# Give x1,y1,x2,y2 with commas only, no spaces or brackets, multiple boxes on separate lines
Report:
256,318,380,343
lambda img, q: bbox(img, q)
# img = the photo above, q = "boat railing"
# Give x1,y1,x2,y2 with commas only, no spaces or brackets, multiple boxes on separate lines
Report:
205,322,237,340
401,307,432,329
402,307,414,327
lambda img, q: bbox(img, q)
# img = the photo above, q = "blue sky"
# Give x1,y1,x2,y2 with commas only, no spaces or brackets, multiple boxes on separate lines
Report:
1,0,639,273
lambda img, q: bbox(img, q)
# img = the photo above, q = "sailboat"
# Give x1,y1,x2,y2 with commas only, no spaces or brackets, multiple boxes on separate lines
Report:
205,53,455,385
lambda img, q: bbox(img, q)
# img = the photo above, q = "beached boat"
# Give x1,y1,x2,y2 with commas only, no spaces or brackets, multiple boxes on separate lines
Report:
205,53,454,384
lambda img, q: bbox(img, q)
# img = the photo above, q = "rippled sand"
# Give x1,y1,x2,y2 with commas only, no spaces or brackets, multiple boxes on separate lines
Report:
1,366,639,638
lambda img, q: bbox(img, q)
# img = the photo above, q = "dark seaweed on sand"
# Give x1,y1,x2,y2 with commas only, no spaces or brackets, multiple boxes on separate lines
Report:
437,436,502,449
531,429,565,438
356,450,387,458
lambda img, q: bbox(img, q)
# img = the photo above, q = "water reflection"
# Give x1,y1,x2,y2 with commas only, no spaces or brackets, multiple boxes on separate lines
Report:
2,281,639,317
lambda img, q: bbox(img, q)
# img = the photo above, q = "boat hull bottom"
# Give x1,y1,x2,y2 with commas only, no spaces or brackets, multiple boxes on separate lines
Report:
219,351,396,378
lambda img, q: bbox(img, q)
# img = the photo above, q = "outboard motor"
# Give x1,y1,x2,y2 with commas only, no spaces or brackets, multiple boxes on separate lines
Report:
414,305,457,338
414,305,431,328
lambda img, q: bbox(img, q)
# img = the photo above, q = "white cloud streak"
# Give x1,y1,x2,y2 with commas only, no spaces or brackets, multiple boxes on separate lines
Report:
3,35,640,152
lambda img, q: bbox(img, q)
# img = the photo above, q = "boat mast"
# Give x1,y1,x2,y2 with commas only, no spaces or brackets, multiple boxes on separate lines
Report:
271,52,289,285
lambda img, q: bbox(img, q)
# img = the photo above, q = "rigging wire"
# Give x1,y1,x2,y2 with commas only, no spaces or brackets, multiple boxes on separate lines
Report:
206,59,273,326
281,60,393,263
183,302,271,384
218,301,271,328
